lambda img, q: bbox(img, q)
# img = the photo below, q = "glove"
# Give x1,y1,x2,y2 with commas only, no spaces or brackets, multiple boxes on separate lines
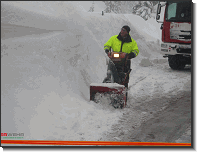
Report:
105,49,109,54
128,52,136,59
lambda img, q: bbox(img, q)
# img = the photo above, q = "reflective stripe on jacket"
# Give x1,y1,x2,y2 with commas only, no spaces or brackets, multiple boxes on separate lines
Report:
104,34,139,56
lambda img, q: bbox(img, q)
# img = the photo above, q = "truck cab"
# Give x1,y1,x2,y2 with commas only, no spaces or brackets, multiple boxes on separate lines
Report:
156,1,191,69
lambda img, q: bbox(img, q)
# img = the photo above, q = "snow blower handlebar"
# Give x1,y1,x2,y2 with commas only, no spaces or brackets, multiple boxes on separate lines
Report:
107,52,128,61
107,52,129,72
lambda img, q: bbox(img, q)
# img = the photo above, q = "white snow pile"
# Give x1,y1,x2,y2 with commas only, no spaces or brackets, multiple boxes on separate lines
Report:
1,1,165,141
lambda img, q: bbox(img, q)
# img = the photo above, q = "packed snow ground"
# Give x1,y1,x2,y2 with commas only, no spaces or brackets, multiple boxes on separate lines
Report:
1,1,191,143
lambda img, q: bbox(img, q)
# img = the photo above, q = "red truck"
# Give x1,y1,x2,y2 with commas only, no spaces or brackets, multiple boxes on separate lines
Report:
156,1,191,69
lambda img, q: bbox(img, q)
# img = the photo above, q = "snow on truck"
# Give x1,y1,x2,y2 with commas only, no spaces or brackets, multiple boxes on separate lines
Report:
156,1,191,69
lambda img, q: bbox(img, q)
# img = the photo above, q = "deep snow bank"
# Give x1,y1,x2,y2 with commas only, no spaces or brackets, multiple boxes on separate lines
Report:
1,1,115,140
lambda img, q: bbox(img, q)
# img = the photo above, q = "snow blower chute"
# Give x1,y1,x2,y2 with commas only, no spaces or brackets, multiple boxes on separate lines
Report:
90,51,131,108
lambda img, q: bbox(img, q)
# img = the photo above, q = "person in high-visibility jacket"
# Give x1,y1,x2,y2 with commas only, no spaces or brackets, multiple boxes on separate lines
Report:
104,25,139,59
103,25,139,86
104,25,139,72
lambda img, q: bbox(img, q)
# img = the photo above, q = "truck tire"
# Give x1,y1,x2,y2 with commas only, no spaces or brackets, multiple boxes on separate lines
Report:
168,55,186,70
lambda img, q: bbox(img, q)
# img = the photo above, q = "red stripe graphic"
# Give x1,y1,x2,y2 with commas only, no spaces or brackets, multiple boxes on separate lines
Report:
1,140,191,146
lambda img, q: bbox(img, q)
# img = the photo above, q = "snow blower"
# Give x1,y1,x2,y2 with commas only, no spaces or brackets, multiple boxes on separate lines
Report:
90,51,131,108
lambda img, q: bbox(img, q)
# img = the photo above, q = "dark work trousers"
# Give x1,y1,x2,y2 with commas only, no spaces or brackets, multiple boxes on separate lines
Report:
107,59,121,84
105,58,131,84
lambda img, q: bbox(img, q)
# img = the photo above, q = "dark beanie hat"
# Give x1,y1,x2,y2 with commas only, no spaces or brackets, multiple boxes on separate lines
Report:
122,25,130,33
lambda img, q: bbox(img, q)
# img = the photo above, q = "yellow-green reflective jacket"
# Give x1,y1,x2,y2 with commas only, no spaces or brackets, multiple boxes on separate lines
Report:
104,34,139,56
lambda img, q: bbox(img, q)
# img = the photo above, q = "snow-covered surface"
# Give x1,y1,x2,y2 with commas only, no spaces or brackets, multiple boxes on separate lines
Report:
90,83,125,88
1,1,192,146
124,14,161,42
68,1,106,13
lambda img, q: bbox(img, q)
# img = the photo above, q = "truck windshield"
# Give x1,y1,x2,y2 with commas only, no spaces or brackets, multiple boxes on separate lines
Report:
166,1,191,22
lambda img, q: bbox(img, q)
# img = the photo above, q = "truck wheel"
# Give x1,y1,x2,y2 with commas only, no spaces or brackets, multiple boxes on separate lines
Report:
168,55,186,70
